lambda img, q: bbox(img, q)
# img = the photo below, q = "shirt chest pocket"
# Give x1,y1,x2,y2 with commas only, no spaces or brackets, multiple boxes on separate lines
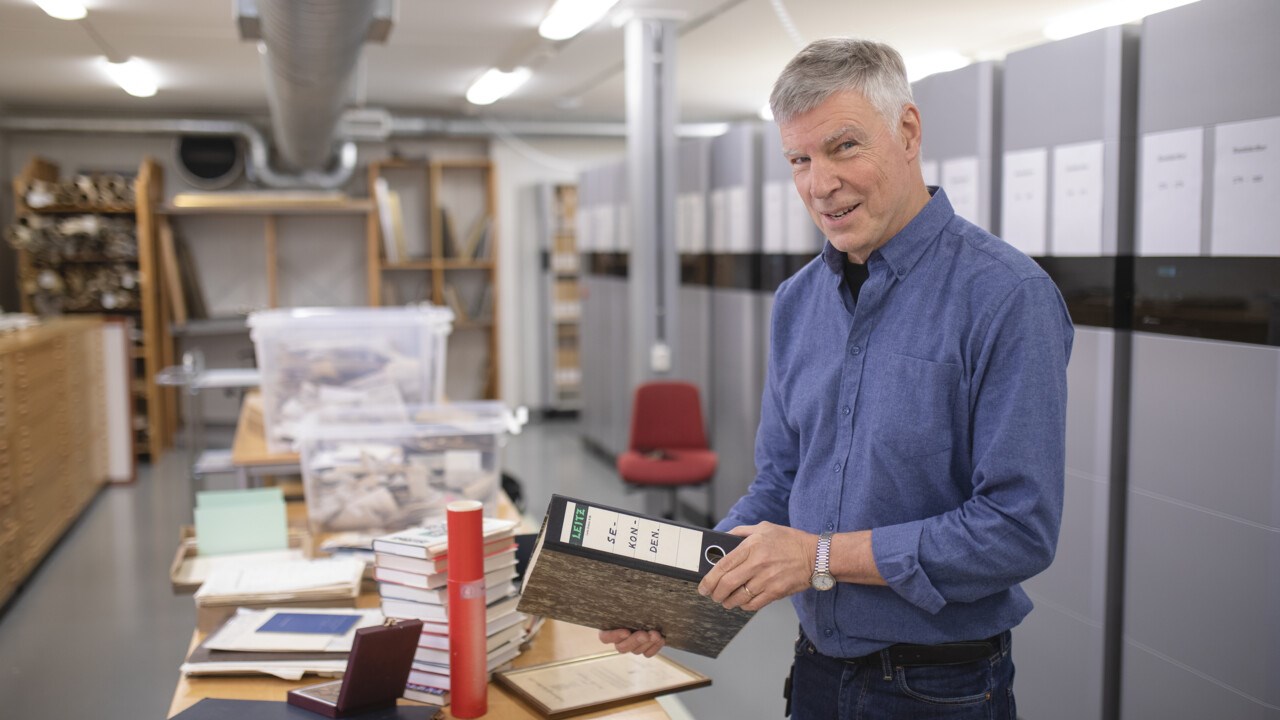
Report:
869,353,961,458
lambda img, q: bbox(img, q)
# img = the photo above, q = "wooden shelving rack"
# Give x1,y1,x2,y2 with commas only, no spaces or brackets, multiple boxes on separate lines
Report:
368,157,500,400
12,156,175,460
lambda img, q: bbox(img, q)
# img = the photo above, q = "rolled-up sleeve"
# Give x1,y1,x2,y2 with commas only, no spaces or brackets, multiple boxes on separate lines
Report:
872,277,1073,612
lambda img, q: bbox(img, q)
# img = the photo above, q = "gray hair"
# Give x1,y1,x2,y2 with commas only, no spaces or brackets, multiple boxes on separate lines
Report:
770,38,914,132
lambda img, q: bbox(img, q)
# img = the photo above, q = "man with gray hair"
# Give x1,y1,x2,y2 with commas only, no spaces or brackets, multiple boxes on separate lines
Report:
603,37,1073,718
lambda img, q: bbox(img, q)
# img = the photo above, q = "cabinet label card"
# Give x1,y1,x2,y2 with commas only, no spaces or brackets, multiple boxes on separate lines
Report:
785,188,818,253
676,193,707,253
1139,127,1204,256
921,159,940,188
762,181,786,253
710,188,728,253
617,206,632,252
561,501,704,572
594,205,616,252
942,156,981,227
1052,141,1105,256
1001,148,1048,256
726,186,750,252
1211,115,1280,257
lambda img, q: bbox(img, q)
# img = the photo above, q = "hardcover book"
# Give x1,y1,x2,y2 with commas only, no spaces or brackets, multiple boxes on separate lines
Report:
374,541,515,576
381,592,520,624
373,552,516,591
372,519,517,560
516,494,754,658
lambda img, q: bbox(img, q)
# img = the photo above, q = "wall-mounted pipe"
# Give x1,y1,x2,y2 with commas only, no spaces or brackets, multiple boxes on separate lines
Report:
0,113,731,189
0,116,356,189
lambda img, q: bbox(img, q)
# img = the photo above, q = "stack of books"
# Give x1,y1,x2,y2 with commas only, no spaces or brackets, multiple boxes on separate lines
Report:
373,517,525,707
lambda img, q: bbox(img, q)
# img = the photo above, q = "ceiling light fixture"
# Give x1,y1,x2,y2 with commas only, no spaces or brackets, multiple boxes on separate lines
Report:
33,0,86,20
101,57,158,98
1044,0,1201,40
465,67,531,106
905,51,971,83
539,0,621,41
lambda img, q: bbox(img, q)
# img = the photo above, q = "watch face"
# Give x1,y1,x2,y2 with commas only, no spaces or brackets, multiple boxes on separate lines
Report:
811,573,835,591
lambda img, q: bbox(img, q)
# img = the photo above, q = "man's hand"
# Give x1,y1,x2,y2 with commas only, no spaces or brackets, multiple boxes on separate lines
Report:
598,628,665,657
697,522,817,611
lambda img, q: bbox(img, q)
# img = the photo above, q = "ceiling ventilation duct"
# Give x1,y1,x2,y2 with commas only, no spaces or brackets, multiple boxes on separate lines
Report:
240,0,392,172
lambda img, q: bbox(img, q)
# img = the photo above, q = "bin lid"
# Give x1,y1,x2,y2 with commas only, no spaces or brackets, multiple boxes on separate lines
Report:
295,401,522,442
248,304,454,332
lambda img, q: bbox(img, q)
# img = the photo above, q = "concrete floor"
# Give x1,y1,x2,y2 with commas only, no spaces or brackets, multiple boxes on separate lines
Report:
0,418,798,719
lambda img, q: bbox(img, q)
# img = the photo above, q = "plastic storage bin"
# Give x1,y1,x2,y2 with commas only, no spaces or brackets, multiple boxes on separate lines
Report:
295,401,517,537
248,305,453,453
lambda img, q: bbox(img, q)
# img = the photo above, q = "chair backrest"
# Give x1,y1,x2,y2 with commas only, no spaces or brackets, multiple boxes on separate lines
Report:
628,381,709,451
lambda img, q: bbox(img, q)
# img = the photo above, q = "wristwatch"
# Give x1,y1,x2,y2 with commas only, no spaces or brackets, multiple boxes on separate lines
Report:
810,531,835,591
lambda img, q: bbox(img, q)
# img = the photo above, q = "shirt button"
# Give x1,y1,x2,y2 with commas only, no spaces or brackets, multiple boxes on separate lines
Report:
826,522,834,531
833,464,841,473
851,346,861,356
824,628,834,638
842,406,850,415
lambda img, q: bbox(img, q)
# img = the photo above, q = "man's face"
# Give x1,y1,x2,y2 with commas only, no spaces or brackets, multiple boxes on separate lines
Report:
779,90,923,263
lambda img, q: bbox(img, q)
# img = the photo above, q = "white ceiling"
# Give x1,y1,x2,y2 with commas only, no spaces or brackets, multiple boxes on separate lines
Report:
0,0,1114,123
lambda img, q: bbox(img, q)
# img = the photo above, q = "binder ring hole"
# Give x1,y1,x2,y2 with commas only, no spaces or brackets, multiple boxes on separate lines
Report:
705,545,726,565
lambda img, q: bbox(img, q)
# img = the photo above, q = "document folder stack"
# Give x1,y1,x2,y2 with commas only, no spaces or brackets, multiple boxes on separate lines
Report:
372,517,527,704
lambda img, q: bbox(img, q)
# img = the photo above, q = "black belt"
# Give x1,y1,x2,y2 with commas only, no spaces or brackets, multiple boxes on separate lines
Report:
843,634,1003,668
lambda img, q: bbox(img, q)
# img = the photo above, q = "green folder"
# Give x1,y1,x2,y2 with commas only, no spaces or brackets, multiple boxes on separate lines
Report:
194,487,288,556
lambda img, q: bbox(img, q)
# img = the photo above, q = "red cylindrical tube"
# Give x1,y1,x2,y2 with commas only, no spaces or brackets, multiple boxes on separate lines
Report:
447,500,488,717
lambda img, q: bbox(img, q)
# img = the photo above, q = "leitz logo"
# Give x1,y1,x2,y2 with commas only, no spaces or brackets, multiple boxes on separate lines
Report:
569,505,587,545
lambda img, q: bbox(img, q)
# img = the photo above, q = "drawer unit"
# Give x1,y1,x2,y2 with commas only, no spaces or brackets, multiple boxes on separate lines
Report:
0,319,111,601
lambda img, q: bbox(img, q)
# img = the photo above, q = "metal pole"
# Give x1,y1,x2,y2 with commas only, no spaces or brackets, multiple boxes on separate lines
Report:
624,13,680,389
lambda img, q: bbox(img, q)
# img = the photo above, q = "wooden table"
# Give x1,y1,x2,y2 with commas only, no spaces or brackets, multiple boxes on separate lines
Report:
167,488,670,718
230,390,302,486
168,616,670,719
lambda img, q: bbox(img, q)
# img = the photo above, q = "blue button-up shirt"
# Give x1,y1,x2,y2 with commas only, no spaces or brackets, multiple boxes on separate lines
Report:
717,188,1074,658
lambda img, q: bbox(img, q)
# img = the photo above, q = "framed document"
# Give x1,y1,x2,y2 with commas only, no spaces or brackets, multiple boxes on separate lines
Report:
495,651,711,719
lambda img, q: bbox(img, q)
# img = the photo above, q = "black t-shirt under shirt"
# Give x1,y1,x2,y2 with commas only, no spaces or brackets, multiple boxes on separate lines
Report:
843,259,869,306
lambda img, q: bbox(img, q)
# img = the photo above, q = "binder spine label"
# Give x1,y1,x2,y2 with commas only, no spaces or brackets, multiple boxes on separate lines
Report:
560,500,705,573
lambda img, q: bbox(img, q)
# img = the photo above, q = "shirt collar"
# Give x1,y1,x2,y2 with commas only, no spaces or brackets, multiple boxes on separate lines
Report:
820,186,954,278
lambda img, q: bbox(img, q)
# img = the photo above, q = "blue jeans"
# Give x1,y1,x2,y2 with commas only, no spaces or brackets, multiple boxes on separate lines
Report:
789,630,1016,720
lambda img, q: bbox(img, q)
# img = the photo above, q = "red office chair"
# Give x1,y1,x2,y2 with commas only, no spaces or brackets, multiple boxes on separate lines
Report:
616,381,717,524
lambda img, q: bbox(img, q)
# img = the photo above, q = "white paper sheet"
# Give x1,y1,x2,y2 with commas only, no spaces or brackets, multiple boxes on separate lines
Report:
762,181,786,253
942,156,981,226
1001,148,1048,256
203,608,384,652
687,194,707,253
1052,141,1106,256
709,188,728,253
675,194,691,253
1138,127,1204,255
594,205,616,252
195,558,366,601
617,205,632,251
175,548,307,587
726,185,750,252
921,159,940,187
785,187,819,253
1211,115,1280,256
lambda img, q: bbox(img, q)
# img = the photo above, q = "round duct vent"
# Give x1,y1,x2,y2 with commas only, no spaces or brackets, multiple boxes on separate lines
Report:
174,135,243,190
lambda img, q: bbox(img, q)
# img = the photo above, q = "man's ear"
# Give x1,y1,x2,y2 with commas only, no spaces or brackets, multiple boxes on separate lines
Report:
899,103,923,161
